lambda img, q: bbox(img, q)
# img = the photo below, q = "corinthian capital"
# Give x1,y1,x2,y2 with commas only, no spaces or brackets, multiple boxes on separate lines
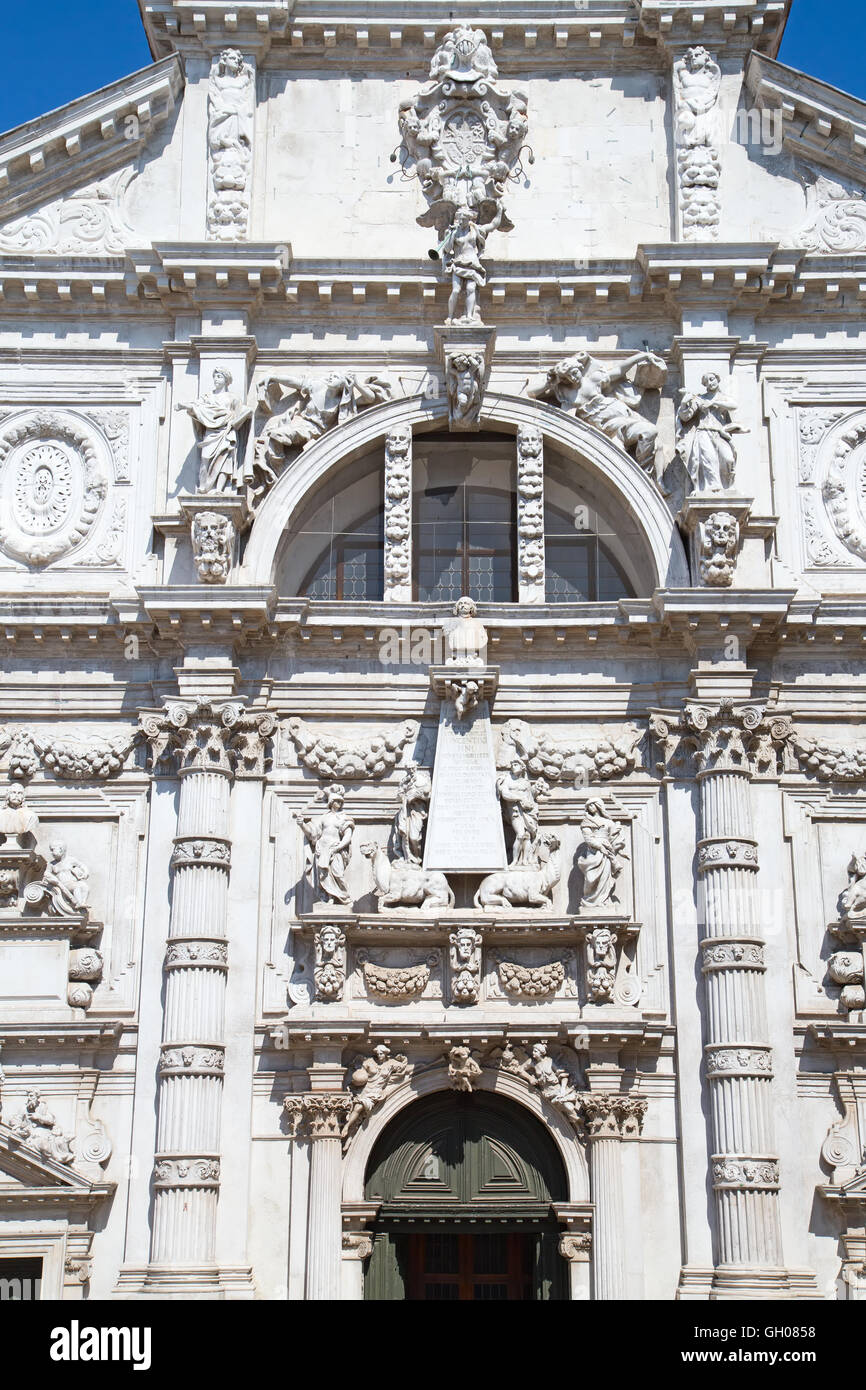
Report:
140,700,276,777
650,701,793,779
581,1094,647,1139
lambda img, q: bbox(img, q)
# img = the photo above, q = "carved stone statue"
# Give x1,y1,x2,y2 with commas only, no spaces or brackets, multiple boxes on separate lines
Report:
445,349,485,426
0,784,38,844
496,758,543,866
676,374,747,493
474,830,561,911
443,596,488,667
207,48,255,240
447,1045,482,1092
585,925,619,1003
361,840,454,912
449,926,482,1004
673,45,722,147
500,1041,582,1129
529,350,666,476
313,925,346,1001
441,209,499,325
342,1045,410,1142
192,511,234,584
30,840,91,918
9,1090,74,1164
394,762,431,864
296,785,354,907
577,799,628,910
175,369,252,495
840,853,866,923
254,372,391,478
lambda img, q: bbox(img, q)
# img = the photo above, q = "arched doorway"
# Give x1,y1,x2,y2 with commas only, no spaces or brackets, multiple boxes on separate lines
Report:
363,1091,568,1300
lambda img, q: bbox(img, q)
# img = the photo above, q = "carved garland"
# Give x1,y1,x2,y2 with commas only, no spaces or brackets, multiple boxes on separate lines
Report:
286,716,419,780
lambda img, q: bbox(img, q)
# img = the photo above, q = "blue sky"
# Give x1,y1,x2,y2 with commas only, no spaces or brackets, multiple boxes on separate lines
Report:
0,0,863,135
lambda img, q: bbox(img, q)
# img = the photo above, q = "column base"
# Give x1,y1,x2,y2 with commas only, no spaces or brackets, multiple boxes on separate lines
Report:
711,1266,821,1300
113,1263,257,1299
677,1265,823,1300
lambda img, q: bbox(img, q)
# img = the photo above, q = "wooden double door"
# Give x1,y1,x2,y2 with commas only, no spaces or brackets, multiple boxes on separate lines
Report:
407,1230,533,1301
364,1092,569,1301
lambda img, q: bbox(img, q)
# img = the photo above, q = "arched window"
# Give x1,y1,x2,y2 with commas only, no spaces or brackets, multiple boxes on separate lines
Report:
277,429,652,603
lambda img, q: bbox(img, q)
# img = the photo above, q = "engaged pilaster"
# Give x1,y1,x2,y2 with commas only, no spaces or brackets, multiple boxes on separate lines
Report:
582,1094,646,1301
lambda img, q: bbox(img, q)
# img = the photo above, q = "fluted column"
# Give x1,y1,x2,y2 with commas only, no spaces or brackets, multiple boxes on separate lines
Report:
582,1095,646,1301
684,701,787,1296
141,699,274,1290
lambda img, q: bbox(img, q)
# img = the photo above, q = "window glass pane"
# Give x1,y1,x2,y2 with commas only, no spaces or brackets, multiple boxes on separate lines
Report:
597,546,631,602
545,537,592,601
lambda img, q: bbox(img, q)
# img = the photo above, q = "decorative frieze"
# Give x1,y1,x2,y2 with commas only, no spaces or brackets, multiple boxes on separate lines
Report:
159,1046,226,1076
711,1158,780,1190
701,939,765,970
153,1157,221,1188
285,716,419,781
170,839,231,871
704,1047,773,1078
164,939,228,970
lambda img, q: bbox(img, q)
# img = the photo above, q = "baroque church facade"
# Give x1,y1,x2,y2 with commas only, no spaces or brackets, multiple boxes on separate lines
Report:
1,0,866,1301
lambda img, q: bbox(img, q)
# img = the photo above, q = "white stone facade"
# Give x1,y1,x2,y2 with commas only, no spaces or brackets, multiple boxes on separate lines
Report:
0,0,864,1301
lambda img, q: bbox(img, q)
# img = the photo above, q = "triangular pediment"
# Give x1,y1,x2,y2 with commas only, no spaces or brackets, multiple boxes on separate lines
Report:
747,53,866,190
0,55,183,231
0,1123,96,1193
838,1168,866,1199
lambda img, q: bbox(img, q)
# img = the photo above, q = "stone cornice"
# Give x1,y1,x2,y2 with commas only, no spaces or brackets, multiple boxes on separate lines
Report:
0,245,859,320
0,56,183,224
746,52,866,185
139,0,787,64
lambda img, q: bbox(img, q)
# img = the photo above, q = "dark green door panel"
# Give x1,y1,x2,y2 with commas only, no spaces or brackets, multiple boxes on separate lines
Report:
363,1091,571,1300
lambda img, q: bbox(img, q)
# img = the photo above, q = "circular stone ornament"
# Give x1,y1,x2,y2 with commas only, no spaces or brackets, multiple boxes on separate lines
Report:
0,410,108,566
